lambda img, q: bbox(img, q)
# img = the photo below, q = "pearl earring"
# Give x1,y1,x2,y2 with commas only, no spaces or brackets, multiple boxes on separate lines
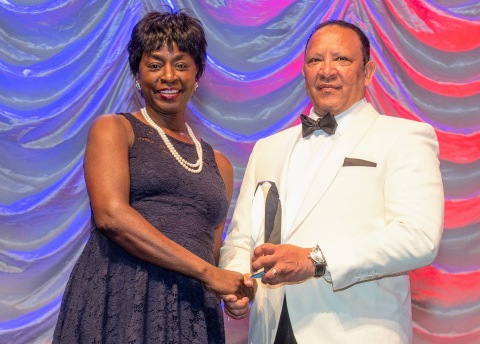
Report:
135,81,141,91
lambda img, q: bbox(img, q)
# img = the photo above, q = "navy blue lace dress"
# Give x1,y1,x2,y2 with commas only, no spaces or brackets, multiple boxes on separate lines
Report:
53,113,229,343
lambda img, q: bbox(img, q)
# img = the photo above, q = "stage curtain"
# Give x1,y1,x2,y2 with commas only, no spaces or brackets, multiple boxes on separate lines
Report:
0,0,478,343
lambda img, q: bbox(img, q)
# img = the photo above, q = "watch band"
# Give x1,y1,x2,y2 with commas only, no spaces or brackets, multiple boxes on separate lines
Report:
314,263,327,278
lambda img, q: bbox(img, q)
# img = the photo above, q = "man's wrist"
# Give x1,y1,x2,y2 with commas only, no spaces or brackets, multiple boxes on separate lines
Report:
308,244,327,278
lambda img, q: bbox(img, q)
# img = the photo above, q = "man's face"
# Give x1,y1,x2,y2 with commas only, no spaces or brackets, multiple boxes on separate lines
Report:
302,25,376,116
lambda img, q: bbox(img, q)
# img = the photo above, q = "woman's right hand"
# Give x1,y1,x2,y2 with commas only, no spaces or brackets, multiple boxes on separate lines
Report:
221,273,256,319
204,267,255,300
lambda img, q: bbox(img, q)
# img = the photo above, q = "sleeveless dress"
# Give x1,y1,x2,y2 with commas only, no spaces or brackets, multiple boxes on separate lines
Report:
53,113,229,343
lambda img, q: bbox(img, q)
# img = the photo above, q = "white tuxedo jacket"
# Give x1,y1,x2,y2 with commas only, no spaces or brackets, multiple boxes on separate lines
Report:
219,103,444,343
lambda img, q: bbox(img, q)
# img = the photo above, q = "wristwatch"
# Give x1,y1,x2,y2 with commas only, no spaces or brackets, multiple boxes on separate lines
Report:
308,245,327,278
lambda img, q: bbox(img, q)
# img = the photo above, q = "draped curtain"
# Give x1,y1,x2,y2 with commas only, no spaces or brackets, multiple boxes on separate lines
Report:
1,1,479,343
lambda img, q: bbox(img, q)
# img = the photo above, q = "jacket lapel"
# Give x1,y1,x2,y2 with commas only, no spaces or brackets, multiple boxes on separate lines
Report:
286,104,379,239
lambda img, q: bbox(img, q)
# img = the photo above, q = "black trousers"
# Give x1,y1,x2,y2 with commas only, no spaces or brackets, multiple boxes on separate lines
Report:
273,297,298,344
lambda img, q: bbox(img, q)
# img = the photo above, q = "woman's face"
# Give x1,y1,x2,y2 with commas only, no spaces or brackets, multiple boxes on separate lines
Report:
136,42,198,117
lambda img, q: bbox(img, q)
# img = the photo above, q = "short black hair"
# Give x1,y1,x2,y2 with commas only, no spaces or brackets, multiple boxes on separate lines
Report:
305,20,370,66
127,11,207,80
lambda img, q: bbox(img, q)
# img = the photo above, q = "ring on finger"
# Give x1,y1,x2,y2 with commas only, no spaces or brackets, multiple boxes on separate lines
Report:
270,268,278,277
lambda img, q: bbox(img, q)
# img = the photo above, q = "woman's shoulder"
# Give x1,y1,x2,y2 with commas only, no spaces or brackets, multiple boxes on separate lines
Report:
88,113,135,144
213,149,232,169
89,113,120,133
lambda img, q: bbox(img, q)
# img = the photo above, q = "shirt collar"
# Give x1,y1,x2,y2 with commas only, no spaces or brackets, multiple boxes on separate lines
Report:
308,98,367,136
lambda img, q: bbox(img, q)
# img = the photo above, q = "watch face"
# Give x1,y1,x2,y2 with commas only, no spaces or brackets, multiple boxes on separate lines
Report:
311,251,326,265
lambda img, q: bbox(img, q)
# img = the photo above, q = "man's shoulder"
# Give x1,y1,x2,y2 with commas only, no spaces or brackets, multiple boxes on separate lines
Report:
370,114,438,148
376,114,434,132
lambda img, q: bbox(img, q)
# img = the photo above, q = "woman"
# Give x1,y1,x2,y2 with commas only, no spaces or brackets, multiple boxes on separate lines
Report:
53,11,250,343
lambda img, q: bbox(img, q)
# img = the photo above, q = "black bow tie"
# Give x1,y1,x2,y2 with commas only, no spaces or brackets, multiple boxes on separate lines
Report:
300,113,338,137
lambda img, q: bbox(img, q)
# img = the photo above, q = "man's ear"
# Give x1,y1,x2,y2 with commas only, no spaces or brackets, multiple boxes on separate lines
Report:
364,60,376,86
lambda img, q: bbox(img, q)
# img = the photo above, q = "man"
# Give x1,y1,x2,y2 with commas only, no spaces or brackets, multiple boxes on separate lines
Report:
219,20,444,343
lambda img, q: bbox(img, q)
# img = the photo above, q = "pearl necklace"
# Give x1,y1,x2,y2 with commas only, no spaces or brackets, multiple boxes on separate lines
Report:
140,107,203,174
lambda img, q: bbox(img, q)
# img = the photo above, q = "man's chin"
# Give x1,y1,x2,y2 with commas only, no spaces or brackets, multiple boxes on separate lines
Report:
313,104,337,116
